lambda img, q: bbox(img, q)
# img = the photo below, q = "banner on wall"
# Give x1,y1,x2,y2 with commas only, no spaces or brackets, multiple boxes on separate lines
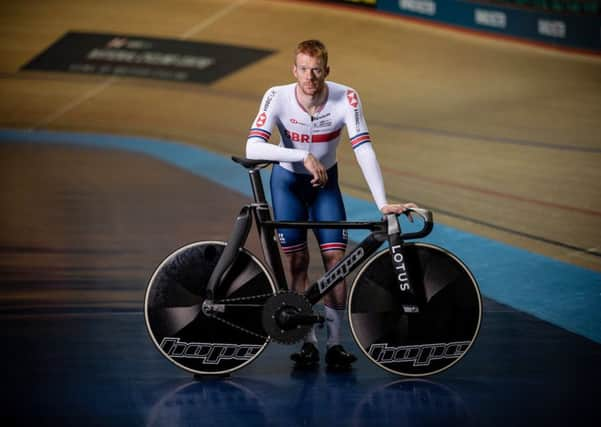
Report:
21,32,276,84
376,0,600,53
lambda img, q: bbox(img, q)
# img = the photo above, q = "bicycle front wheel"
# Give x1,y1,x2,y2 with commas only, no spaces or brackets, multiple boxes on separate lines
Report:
348,243,482,377
145,241,277,376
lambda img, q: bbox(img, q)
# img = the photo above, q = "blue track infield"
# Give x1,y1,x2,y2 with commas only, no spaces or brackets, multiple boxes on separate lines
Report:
1,128,599,344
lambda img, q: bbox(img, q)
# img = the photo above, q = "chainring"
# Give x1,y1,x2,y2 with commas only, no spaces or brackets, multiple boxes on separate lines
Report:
261,291,314,344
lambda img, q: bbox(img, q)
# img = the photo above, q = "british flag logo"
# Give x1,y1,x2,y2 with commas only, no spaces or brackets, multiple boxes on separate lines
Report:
347,90,358,108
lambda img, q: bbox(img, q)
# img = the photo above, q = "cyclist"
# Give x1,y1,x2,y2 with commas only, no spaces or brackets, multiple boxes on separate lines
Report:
246,39,416,368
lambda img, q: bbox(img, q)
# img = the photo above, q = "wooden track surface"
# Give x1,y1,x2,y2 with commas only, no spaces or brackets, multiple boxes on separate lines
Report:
1,0,600,271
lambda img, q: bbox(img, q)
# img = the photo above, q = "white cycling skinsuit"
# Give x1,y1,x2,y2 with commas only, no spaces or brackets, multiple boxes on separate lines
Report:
246,81,389,211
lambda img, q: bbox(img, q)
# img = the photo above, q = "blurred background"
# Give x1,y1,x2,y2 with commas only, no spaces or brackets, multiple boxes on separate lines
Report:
0,1,599,426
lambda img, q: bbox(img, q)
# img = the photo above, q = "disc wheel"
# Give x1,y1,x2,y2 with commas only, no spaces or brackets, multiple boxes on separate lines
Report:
144,241,277,376
348,243,482,377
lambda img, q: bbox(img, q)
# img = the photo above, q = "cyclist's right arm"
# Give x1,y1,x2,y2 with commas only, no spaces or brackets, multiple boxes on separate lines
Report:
245,87,308,163
245,87,327,186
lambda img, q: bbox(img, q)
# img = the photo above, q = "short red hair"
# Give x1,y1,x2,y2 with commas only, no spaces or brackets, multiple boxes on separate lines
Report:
294,40,328,67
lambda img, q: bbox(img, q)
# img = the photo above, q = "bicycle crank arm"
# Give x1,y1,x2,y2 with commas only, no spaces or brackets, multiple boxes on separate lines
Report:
276,309,324,329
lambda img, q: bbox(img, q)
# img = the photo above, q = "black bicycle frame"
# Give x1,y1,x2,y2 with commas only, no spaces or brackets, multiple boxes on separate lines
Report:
206,157,432,313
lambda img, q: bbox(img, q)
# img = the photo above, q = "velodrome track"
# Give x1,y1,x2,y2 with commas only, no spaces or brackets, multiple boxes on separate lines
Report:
1,1,600,426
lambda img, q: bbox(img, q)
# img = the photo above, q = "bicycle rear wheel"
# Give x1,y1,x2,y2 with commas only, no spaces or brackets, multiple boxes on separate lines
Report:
348,243,482,376
145,241,276,376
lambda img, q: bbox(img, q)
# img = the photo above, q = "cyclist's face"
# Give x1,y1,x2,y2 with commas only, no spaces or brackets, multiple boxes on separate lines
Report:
293,53,329,97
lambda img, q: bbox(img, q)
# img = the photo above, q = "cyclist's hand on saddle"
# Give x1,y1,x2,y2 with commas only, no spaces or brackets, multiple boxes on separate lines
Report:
381,203,419,222
303,153,328,188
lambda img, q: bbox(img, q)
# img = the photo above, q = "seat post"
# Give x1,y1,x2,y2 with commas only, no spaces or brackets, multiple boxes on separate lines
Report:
247,165,289,290
249,168,267,203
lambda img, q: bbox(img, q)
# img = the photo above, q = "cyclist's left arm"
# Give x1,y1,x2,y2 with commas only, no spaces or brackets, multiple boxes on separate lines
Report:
353,143,387,210
346,89,416,216
344,88,387,210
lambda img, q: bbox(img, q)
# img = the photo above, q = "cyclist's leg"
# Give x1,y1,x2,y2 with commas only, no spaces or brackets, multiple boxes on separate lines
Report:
311,165,356,366
270,165,319,362
311,164,348,309
270,164,310,293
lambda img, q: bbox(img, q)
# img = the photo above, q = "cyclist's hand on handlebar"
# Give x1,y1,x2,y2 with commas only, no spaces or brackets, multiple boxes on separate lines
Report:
381,203,419,222
303,153,328,188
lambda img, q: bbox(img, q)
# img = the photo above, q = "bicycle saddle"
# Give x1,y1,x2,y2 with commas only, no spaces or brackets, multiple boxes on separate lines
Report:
231,156,277,169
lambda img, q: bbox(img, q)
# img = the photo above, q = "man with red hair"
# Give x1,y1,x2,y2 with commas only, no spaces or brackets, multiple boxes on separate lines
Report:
246,39,416,368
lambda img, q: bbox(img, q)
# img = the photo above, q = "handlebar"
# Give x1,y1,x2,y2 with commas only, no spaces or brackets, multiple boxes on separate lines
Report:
395,207,434,240
405,207,432,224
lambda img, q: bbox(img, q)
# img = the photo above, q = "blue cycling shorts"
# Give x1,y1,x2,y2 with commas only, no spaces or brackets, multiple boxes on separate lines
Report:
270,163,347,255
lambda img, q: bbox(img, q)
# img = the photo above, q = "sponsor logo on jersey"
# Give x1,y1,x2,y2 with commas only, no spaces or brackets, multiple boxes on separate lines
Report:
262,89,276,112
290,118,308,126
290,114,328,127
256,112,267,127
285,130,310,143
285,129,341,143
316,119,332,128
347,90,358,108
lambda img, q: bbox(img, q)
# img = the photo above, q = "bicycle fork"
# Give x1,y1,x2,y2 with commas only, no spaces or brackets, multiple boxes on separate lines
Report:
386,214,421,314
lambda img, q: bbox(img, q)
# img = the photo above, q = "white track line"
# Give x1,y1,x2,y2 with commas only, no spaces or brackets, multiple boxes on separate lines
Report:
33,0,247,129
32,76,118,130
180,0,248,40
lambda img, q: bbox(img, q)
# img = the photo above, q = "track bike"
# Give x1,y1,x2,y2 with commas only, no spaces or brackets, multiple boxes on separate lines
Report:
144,157,482,377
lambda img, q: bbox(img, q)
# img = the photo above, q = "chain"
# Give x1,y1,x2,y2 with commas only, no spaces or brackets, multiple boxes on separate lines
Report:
213,292,274,304
204,292,275,340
